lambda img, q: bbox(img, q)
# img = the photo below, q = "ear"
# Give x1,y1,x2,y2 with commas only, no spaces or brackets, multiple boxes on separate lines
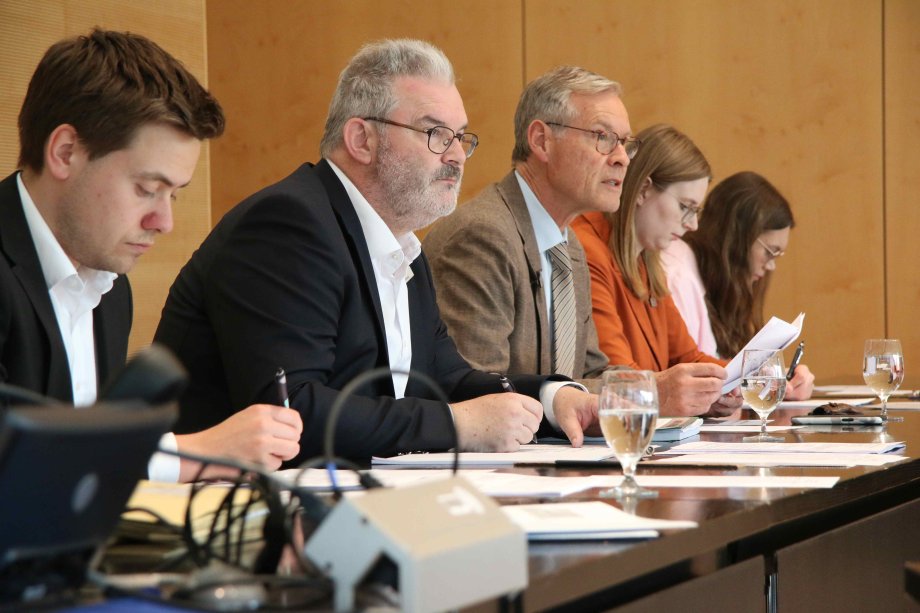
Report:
341,118,375,166
526,120,553,164
636,176,654,206
44,124,83,181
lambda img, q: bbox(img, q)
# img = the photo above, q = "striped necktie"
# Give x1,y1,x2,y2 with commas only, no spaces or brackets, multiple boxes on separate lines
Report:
547,243,576,378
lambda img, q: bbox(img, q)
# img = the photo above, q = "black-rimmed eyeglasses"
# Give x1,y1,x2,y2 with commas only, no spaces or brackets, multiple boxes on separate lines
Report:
363,117,479,158
545,122,641,159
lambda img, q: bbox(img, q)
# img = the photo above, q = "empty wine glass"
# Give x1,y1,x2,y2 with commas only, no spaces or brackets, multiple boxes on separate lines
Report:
863,339,904,422
741,349,786,443
598,370,659,499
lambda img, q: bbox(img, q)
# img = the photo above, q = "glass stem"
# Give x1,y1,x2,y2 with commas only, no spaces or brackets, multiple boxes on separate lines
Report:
761,416,768,436
880,394,889,418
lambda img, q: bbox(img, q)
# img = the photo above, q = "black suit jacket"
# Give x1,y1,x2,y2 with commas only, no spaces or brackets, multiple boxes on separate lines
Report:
0,173,132,403
155,161,554,462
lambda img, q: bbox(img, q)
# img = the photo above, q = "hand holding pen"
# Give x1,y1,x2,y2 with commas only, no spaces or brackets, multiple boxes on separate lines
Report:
786,341,805,380
275,367,290,408
498,374,538,444
783,342,816,400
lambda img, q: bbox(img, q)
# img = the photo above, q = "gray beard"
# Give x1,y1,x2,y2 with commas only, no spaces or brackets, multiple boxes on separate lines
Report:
377,141,462,232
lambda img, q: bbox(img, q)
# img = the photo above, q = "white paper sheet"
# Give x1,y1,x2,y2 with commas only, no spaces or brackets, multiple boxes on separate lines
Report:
866,401,920,411
660,441,905,454
722,313,804,394
501,501,696,540
815,385,914,397
698,425,803,433
770,398,874,409
587,474,838,489
372,444,616,467
646,452,908,468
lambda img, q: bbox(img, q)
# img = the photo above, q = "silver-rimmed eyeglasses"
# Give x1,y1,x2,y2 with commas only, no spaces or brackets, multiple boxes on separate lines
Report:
757,238,785,260
655,184,702,224
545,122,641,159
363,117,479,158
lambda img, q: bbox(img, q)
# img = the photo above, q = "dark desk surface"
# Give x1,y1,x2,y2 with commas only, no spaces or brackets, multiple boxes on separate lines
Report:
503,404,920,611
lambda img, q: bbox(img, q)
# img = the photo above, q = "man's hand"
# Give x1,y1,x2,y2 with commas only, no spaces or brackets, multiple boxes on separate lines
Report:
705,388,743,418
176,404,303,481
655,363,727,416
452,393,543,452
785,364,815,400
551,385,599,447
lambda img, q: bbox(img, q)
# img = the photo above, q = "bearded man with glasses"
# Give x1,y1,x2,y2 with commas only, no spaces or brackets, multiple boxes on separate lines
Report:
155,41,601,462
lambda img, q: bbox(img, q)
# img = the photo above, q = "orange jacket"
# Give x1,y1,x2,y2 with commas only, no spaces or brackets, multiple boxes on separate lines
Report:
571,212,725,371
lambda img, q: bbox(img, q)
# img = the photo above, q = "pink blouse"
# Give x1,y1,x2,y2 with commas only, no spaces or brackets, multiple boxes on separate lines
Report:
660,239,720,357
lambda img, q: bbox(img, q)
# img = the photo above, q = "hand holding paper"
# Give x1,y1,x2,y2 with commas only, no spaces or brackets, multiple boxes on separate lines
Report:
722,313,805,394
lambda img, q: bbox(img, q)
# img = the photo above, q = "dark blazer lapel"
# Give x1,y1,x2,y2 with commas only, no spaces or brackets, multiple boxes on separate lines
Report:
0,173,73,398
496,173,552,373
94,275,131,388
314,160,392,390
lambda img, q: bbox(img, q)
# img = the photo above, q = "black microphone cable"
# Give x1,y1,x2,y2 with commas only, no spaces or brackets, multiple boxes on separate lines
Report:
304,367,460,500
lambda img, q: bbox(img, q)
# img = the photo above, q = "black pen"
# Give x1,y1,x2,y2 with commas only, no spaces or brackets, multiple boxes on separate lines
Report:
786,341,805,381
498,374,538,445
275,367,290,408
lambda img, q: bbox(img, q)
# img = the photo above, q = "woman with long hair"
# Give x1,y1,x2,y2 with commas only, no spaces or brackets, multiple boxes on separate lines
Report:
663,171,814,395
572,125,812,401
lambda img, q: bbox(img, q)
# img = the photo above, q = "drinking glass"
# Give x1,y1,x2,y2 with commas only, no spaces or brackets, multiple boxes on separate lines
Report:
598,370,659,499
863,339,904,421
740,349,786,443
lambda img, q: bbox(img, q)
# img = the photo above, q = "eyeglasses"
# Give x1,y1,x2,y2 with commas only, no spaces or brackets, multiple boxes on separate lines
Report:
757,238,785,260
656,185,702,224
545,122,641,159
363,117,479,158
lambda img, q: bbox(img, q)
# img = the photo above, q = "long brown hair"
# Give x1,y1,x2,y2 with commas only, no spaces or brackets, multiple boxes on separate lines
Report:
685,171,795,356
607,124,711,302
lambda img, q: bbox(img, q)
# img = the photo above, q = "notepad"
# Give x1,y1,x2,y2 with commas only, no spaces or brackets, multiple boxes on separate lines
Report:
501,501,697,541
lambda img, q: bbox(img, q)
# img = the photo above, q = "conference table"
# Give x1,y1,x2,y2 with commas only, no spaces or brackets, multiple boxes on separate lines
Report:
477,404,920,612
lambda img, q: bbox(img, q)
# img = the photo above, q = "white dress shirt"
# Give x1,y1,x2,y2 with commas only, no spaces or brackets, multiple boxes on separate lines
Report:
17,174,179,482
328,161,420,398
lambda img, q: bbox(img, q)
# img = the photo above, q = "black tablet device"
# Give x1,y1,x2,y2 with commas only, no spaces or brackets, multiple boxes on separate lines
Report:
0,403,175,604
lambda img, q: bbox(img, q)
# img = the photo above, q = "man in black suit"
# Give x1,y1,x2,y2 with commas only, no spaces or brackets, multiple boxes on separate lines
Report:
1,29,303,481
155,39,599,463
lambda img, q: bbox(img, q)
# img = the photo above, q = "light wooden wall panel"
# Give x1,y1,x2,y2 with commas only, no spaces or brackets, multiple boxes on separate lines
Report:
206,0,523,224
884,0,920,388
0,0,213,355
524,0,886,383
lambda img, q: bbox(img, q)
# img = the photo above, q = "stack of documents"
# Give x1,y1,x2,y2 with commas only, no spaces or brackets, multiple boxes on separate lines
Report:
651,417,703,442
109,482,266,570
650,440,908,468
372,444,616,467
501,501,697,540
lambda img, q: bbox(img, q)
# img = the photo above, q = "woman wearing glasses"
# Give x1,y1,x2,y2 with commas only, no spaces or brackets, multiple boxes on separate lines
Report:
571,124,723,373
661,171,814,399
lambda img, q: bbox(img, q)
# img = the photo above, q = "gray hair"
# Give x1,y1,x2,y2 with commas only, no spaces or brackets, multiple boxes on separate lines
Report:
512,66,622,163
320,39,455,157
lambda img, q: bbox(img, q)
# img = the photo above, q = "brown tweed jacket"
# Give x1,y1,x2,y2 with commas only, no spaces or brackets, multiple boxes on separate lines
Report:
424,171,609,381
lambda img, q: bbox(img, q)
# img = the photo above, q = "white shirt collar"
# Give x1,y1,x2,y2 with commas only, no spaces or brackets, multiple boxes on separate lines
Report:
514,170,568,253
16,172,117,300
327,161,421,280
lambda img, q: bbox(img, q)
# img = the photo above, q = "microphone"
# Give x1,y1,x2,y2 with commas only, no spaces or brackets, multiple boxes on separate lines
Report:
99,344,188,406
303,367,527,612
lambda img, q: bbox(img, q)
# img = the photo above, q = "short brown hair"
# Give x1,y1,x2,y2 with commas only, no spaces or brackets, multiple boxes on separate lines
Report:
18,28,225,172
512,66,622,163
